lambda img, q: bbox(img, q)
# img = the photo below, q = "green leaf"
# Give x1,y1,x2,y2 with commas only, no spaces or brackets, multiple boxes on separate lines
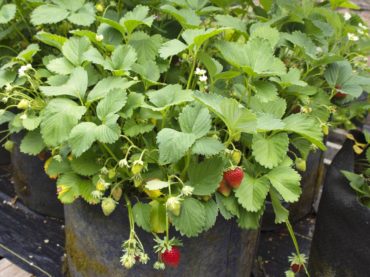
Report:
41,98,86,146
45,157,71,178
149,199,166,233
215,14,246,33
191,137,225,156
250,97,286,119
198,51,223,78
342,170,367,194
156,128,197,164
215,193,233,220
46,57,74,75
17,44,40,62
95,114,120,144
69,122,97,157
283,113,325,150
0,4,16,24
0,110,14,125
120,5,155,34
267,165,302,203
145,179,169,190
179,104,211,138
40,67,88,99
62,37,91,66
57,173,93,204
250,25,280,48
88,77,136,102
35,31,67,50
182,28,227,49
253,80,278,102
256,113,285,131
194,92,257,135
170,197,206,237
70,150,102,176
57,0,84,12
129,32,162,63
122,119,154,137
109,45,137,72
252,133,289,169
160,5,201,28
217,38,286,76
235,174,270,212
188,156,224,195
147,84,193,110
20,130,45,155
0,70,16,87
269,188,289,224
68,3,95,26
237,208,262,230
96,89,127,120
202,199,218,232
276,68,307,87
133,202,151,232
216,193,240,217
159,39,188,59
284,31,317,58
31,4,69,25
324,61,364,97
22,115,41,131
132,60,160,83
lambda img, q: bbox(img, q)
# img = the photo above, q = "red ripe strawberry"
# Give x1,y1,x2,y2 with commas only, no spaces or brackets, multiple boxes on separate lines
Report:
334,92,347,99
161,246,181,267
223,167,244,188
217,179,231,197
290,263,302,273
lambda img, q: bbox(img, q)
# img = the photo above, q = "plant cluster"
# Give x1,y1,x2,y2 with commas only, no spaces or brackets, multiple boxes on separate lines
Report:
342,131,370,207
0,0,369,271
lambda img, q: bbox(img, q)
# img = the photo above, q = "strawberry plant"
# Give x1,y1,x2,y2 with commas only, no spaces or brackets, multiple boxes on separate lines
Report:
0,0,368,272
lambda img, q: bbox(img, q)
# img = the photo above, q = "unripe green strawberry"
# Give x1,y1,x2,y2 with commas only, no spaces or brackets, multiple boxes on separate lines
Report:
101,197,117,216
17,99,29,109
95,3,104,12
4,140,14,152
108,168,116,179
295,158,306,172
231,149,242,165
131,160,144,175
321,124,329,135
217,179,231,197
111,187,123,201
166,197,181,216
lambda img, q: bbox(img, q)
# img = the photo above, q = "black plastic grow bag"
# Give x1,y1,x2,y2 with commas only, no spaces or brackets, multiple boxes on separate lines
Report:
11,132,63,218
308,137,370,277
64,199,259,277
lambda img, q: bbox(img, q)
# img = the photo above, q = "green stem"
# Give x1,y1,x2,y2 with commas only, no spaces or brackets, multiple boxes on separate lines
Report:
285,220,310,277
180,152,191,179
186,50,198,90
101,143,119,162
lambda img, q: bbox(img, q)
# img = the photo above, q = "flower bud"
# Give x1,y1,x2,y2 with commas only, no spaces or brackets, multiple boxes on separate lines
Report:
17,99,30,110
166,197,181,216
181,186,194,196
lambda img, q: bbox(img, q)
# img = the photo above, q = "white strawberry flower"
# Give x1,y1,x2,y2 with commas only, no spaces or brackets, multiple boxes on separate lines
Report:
195,67,206,75
96,34,104,41
359,23,367,30
347,33,359,41
181,185,194,196
199,74,208,82
344,12,351,21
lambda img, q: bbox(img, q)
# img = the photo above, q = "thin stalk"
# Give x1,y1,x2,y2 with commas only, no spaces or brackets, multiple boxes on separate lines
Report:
286,220,310,277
